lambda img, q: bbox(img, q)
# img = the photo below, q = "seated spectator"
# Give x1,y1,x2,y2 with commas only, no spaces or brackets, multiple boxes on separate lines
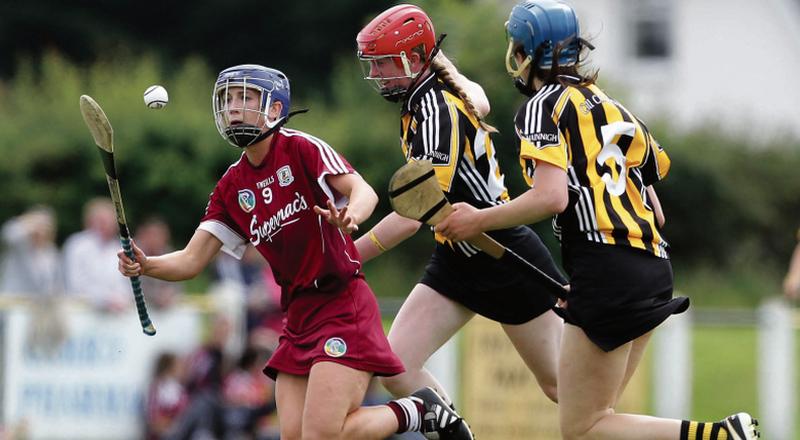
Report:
166,314,231,439
62,197,130,311
0,205,62,296
145,352,188,440
221,345,278,439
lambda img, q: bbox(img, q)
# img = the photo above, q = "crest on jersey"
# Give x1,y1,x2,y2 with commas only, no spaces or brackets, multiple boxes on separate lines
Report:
324,337,347,358
238,189,256,213
277,165,294,187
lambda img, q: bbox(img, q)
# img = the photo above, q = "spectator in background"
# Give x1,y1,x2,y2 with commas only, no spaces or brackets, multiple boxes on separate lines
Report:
63,197,130,311
145,352,189,440
782,228,800,301
0,205,62,296
222,344,278,440
166,314,231,439
1,205,66,356
212,246,283,350
135,216,183,309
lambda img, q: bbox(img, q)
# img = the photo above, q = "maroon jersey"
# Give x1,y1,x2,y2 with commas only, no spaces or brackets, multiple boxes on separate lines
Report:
199,128,361,308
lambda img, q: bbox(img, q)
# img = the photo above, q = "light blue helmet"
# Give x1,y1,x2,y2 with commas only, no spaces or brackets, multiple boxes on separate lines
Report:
506,0,581,71
212,64,291,148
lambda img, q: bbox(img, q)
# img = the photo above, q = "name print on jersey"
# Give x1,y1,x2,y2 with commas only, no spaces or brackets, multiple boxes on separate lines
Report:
526,132,560,146
249,191,309,245
578,93,614,115
256,176,275,189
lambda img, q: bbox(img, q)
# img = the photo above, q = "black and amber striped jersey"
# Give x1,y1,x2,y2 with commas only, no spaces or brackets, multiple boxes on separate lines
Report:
401,73,510,256
515,78,671,258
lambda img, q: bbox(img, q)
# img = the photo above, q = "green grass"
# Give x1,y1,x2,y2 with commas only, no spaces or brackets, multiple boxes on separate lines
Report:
691,325,799,438
691,327,759,418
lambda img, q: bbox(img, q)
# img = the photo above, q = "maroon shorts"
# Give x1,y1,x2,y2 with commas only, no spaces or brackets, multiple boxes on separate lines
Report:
263,277,405,380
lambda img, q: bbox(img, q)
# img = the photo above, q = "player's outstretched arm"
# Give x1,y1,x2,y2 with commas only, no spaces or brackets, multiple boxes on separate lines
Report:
437,162,568,241
314,173,378,234
355,212,422,262
118,229,222,281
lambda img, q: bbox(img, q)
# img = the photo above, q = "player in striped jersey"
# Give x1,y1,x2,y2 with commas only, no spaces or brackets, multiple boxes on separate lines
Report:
117,64,469,440
355,3,567,428
436,2,760,440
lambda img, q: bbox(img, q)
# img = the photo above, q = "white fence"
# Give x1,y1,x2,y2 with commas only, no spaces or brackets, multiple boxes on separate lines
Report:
0,298,210,439
1,296,797,439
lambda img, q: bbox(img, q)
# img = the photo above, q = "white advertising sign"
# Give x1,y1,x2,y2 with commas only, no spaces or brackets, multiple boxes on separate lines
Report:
2,302,202,439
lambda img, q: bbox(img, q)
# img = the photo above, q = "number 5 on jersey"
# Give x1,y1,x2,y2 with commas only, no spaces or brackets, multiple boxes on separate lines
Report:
597,121,635,197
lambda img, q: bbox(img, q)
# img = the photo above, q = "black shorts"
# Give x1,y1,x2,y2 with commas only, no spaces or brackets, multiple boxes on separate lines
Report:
555,240,689,352
419,226,565,325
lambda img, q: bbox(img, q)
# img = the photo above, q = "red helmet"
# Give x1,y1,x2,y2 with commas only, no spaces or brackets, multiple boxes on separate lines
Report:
357,4,435,59
357,4,436,101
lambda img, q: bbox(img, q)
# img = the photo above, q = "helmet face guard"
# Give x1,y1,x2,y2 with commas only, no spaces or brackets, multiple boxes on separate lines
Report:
505,37,534,80
357,52,418,102
212,65,290,148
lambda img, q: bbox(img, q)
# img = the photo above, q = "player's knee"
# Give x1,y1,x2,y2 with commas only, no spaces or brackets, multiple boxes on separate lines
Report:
301,427,339,440
560,408,613,440
541,382,558,403
560,422,593,440
280,426,302,440
379,373,408,396
301,418,341,440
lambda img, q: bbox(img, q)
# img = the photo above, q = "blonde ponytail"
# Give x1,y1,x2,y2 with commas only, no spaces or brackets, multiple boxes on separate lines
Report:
431,53,498,133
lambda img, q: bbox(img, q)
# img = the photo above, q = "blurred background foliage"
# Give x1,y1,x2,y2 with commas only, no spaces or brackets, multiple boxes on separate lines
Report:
1,0,798,305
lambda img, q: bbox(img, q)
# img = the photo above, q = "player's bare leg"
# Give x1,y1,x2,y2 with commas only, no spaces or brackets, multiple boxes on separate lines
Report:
304,361,398,440
558,325,681,440
614,331,652,407
502,308,562,402
275,372,308,440
381,283,474,403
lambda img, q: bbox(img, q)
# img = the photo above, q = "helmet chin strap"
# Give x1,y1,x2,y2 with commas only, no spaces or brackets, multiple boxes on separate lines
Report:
514,44,547,97
514,67,537,97
395,33,447,103
381,87,408,103
227,109,309,148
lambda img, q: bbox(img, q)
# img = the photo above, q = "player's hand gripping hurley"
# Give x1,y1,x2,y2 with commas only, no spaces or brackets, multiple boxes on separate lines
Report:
79,95,156,336
389,160,568,298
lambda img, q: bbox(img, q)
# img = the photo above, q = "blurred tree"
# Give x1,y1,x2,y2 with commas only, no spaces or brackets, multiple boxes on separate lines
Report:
1,0,799,301
0,0,394,95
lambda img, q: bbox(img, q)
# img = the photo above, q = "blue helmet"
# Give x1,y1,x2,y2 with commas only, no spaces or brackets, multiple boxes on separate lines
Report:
506,0,581,71
212,64,291,148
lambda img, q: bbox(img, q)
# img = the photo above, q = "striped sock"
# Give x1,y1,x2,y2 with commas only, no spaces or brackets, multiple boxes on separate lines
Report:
387,397,424,433
680,420,729,440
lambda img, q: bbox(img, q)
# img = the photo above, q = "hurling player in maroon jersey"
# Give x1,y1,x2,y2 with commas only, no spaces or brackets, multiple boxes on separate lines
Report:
118,65,472,439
